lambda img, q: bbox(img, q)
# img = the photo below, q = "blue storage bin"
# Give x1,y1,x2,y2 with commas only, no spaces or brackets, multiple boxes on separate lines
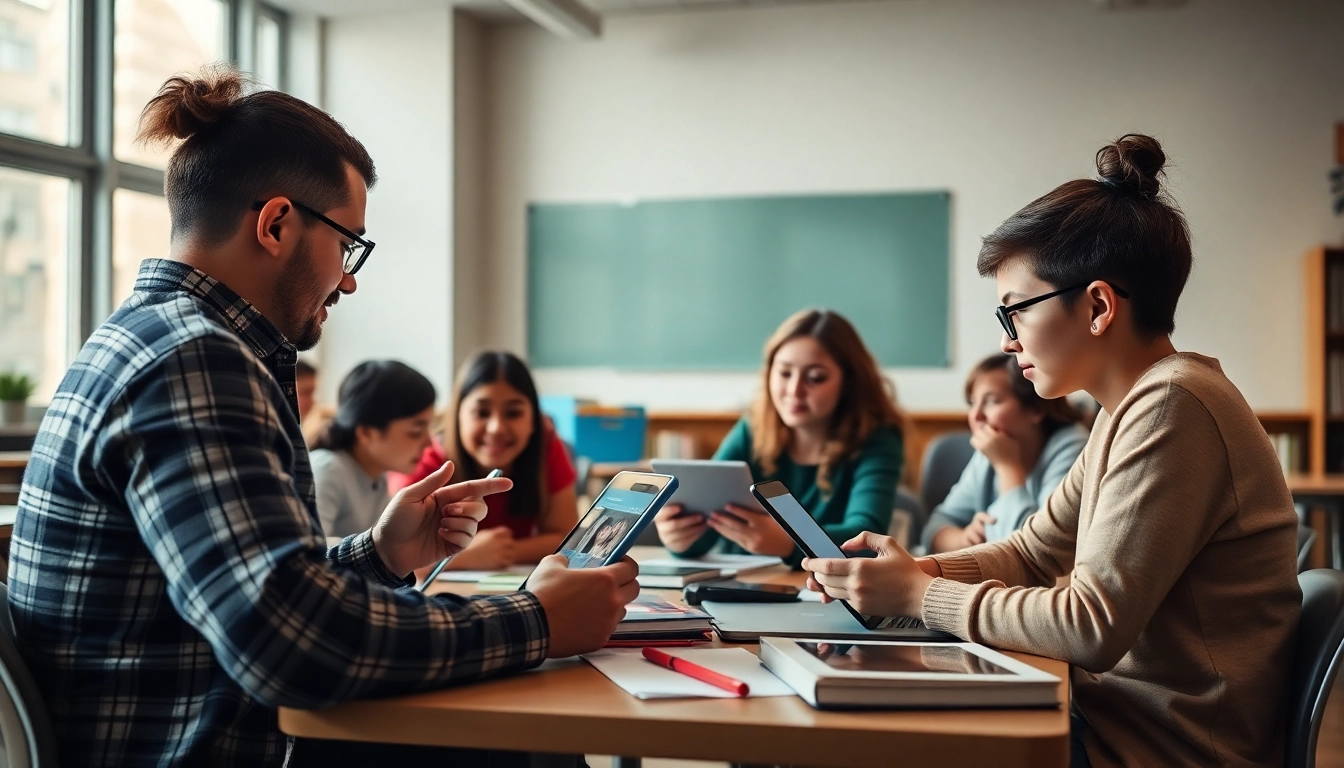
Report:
541,396,647,463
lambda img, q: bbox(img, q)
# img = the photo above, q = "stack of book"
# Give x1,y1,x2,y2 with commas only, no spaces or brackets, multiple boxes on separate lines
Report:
611,594,713,642
1329,261,1344,334
1331,351,1344,417
760,637,1061,710
1270,432,1302,477
652,429,698,459
636,563,722,588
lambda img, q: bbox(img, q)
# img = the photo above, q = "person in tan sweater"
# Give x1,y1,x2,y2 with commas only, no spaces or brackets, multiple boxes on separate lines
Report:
803,134,1301,768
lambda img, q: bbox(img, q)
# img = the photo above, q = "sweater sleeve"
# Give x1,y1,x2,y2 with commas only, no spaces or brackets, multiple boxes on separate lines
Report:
920,454,990,552
922,385,1236,673
675,418,752,559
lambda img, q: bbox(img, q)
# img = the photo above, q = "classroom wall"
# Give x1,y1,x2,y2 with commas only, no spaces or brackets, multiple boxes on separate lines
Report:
320,8,456,401
467,0,1344,412
454,13,490,379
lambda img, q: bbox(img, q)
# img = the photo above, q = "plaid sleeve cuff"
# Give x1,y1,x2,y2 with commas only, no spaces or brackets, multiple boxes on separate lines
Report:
328,531,414,588
468,592,551,667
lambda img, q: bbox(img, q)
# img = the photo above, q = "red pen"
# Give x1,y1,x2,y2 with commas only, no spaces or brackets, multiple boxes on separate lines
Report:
642,646,750,697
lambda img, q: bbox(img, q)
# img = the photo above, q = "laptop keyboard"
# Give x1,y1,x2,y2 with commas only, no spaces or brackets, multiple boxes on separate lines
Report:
876,615,926,630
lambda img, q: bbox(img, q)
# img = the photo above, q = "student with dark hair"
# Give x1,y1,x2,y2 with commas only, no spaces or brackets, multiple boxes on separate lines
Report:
655,308,905,565
9,66,639,768
399,351,579,571
311,360,437,537
295,358,319,421
802,135,1300,768
296,358,337,446
921,353,1087,553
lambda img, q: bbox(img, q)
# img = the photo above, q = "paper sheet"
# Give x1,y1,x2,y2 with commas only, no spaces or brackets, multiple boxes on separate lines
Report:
582,648,796,700
434,565,534,583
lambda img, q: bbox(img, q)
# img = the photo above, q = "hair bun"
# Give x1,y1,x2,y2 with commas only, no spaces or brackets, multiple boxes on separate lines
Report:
1095,133,1166,199
136,64,247,147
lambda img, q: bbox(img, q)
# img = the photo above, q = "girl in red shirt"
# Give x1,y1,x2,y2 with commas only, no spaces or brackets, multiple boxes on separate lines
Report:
397,351,578,570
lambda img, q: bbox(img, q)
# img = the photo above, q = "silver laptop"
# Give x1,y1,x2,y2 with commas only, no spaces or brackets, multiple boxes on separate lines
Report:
704,600,954,643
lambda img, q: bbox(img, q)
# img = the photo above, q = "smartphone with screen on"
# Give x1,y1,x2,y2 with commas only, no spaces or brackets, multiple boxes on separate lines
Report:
520,471,679,589
750,480,888,630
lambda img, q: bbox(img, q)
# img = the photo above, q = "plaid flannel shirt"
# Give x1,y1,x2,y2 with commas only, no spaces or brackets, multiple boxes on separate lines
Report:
9,259,550,767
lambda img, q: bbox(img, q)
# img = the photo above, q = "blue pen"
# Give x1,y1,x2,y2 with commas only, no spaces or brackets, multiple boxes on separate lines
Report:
418,467,504,592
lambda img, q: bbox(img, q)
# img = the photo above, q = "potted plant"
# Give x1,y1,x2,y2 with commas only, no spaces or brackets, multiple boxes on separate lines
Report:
0,373,35,426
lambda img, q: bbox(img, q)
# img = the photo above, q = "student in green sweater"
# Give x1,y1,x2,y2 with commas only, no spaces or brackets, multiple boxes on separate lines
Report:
802,135,1300,768
654,308,905,567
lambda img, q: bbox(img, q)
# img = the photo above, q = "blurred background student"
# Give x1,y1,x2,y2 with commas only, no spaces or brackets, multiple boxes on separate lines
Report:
921,353,1087,553
297,358,336,447
398,351,579,571
310,360,436,537
654,308,905,566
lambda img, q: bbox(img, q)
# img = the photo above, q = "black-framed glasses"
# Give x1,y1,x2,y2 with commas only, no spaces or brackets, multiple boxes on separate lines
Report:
251,200,376,275
995,282,1131,341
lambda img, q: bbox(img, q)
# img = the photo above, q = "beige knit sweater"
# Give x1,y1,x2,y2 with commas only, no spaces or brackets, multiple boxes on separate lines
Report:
923,353,1301,768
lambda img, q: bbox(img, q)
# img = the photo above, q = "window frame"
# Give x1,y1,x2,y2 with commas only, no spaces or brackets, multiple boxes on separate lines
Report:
0,0,289,388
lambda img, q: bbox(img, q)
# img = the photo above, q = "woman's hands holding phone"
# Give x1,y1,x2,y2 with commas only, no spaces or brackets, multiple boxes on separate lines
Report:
801,532,941,618
707,504,796,558
653,504,708,553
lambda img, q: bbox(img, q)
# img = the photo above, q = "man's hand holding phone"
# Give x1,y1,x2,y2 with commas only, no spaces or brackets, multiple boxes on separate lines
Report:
527,554,640,658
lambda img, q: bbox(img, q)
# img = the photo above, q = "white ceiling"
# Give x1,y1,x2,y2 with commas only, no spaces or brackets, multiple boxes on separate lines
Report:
265,0,881,21
265,0,523,21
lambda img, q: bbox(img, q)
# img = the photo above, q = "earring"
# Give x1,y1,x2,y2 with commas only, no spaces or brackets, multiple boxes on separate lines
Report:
1092,323,1099,332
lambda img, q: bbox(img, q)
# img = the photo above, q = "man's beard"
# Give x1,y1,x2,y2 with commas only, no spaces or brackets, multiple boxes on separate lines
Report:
272,237,337,351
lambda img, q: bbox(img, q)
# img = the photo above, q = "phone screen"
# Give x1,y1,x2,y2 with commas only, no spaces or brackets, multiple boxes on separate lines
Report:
557,476,671,569
752,480,882,629
752,482,845,560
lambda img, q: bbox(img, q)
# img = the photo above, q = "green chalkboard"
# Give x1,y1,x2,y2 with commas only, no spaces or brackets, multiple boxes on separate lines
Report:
527,192,950,369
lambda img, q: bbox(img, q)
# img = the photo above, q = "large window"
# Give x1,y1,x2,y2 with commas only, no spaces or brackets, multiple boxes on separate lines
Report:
0,0,289,403
0,0,71,146
113,0,228,167
0,167,71,402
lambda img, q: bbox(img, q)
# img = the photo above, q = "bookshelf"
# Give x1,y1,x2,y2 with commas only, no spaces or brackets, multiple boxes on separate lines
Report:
1306,246,1344,473
648,408,1313,489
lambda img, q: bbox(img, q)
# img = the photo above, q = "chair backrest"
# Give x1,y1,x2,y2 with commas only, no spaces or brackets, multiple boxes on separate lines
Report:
1287,569,1344,768
0,581,59,767
1297,525,1317,574
888,488,925,552
918,431,975,516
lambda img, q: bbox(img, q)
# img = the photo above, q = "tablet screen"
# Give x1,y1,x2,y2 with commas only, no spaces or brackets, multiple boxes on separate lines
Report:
558,485,662,569
797,643,1012,675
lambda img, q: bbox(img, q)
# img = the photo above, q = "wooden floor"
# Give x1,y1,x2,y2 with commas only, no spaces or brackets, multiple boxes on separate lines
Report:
589,672,1344,768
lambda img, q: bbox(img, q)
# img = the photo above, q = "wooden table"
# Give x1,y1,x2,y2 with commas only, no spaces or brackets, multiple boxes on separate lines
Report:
0,452,27,506
279,553,1071,767
1287,473,1344,569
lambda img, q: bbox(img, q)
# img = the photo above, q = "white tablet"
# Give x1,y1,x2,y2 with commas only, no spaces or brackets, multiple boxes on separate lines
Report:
648,459,763,516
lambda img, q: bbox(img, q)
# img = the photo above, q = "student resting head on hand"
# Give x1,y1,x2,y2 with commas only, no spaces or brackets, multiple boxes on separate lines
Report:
921,352,1087,553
